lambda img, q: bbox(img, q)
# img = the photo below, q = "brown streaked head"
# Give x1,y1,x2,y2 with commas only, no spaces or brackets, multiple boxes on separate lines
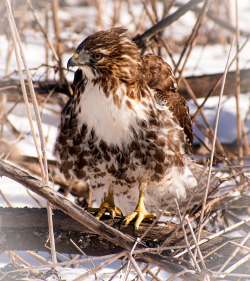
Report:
67,27,142,81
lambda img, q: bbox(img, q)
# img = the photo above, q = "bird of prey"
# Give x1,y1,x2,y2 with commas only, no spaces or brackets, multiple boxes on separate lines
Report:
54,27,199,229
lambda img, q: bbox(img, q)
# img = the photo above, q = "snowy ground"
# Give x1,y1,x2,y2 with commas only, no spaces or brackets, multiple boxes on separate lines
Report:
1,0,250,280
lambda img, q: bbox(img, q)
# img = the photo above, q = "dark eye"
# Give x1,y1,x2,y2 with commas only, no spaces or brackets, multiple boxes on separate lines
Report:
93,53,103,61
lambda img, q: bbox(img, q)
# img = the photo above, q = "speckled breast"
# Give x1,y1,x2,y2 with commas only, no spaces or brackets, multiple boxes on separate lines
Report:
55,105,183,192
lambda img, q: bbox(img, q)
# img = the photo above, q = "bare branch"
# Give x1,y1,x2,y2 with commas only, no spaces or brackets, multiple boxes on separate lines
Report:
175,1,250,38
134,0,205,50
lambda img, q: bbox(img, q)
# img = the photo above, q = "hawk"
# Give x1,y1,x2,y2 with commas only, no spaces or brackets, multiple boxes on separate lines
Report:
54,27,198,229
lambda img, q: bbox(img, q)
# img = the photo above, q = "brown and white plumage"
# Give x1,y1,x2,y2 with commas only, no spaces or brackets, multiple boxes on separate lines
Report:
54,28,199,217
142,54,193,147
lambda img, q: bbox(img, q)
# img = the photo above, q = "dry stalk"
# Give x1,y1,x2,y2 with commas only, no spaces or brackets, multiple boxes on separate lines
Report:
135,0,204,49
182,77,226,155
223,253,250,275
147,269,163,281
44,9,50,80
72,252,127,281
192,36,249,121
94,0,104,29
123,262,132,281
175,199,201,272
167,269,197,281
26,0,59,62
6,6,49,181
218,232,250,272
201,240,231,262
175,216,250,259
143,0,156,24
163,0,176,17
51,0,64,84
129,255,146,281
191,39,250,177
111,0,123,27
234,0,244,161
108,262,127,281
174,0,250,38
215,272,250,279
229,241,250,252
124,238,140,281
0,254,124,278
175,0,210,75
196,37,235,245
9,251,32,268
5,10,45,178
26,188,43,207
4,0,57,265
149,0,159,22
70,239,97,278
26,251,52,265
185,216,206,270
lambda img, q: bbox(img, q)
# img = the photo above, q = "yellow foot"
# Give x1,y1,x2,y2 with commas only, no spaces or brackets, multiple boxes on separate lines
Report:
96,202,122,220
124,184,156,229
124,209,156,230
95,191,122,220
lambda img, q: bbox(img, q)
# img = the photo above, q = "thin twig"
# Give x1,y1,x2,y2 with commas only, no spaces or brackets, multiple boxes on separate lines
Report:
129,255,146,281
175,199,200,272
223,253,250,275
72,252,127,281
218,232,250,272
175,0,210,75
175,216,250,259
234,0,243,161
174,1,250,38
51,0,64,84
26,0,59,62
186,216,206,270
196,37,235,245
134,0,204,50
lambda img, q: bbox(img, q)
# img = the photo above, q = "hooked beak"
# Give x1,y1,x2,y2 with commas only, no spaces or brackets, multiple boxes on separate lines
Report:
67,53,79,70
67,51,90,70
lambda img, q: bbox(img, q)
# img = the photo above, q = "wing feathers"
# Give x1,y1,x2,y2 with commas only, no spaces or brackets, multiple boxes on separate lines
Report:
142,54,193,147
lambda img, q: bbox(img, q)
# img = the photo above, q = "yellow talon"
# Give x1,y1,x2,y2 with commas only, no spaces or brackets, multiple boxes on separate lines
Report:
124,186,156,229
95,190,122,220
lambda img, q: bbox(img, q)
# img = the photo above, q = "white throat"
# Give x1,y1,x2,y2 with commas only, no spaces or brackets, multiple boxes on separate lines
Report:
77,78,147,146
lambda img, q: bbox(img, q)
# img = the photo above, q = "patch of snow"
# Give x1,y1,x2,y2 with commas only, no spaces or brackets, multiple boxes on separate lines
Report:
189,93,250,144
180,42,250,76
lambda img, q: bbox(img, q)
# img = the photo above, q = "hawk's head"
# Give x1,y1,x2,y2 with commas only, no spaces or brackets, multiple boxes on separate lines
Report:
67,28,141,82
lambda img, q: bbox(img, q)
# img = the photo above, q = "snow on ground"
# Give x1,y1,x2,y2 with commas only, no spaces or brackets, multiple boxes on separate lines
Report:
0,254,151,281
181,41,250,76
189,93,250,144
